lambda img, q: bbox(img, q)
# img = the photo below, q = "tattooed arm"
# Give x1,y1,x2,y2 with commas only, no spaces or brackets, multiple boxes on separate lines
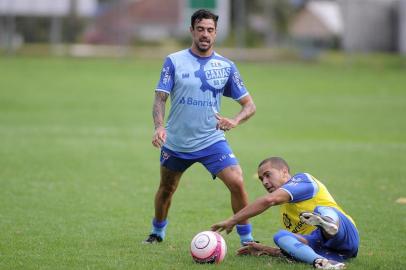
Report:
152,91,169,148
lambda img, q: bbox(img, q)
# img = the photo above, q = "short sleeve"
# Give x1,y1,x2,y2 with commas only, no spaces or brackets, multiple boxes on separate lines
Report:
280,173,319,203
223,63,248,100
156,57,175,94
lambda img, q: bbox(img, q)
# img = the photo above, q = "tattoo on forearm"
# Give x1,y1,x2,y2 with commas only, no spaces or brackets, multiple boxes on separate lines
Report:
152,92,168,129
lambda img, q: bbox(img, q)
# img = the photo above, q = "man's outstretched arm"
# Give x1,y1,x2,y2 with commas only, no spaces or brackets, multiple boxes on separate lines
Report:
211,189,290,234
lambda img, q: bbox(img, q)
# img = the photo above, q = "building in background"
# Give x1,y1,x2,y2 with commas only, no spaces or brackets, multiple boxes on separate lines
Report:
289,0,342,47
399,0,406,54
83,0,230,45
1,0,406,55
0,0,97,51
288,0,405,54
0,0,96,17
340,0,398,52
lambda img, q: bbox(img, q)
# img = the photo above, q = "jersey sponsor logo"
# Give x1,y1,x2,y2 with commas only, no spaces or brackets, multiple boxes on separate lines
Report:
179,96,218,107
195,59,232,97
291,176,302,183
182,73,190,78
286,176,302,187
291,220,306,233
161,66,172,86
232,72,244,89
218,153,235,162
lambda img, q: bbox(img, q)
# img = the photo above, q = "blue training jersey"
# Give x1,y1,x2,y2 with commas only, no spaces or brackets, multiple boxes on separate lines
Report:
155,49,249,152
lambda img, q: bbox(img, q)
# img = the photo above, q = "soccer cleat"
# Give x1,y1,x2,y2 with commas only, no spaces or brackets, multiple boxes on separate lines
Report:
300,212,338,235
142,234,163,244
241,240,260,246
313,258,346,269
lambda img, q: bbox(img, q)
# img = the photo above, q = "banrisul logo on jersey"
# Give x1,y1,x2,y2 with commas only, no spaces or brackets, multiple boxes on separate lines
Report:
195,59,231,97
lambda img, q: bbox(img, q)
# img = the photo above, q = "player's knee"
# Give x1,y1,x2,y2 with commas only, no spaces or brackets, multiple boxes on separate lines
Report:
220,166,246,194
232,167,244,183
159,182,177,198
227,177,245,195
234,166,243,179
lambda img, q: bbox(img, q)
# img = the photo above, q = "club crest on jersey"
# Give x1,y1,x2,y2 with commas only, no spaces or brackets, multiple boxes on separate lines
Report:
283,213,292,229
194,59,231,97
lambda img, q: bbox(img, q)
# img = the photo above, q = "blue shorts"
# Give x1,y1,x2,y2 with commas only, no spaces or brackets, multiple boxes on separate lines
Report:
160,140,239,178
302,208,359,262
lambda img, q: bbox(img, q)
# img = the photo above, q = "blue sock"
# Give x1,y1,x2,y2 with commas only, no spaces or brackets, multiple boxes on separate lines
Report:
236,224,254,244
151,218,168,239
274,230,324,264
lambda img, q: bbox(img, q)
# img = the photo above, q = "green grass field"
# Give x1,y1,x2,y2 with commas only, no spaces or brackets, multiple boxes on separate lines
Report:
0,54,405,269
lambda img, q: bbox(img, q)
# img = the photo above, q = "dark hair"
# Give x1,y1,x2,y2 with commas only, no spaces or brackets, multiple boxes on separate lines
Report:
258,157,290,173
191,9,219,29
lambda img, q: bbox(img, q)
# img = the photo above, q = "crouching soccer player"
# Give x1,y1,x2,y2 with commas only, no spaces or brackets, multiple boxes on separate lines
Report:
211,157,359,269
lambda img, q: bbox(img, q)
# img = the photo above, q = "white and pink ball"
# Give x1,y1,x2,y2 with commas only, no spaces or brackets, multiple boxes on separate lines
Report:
190,231,227,264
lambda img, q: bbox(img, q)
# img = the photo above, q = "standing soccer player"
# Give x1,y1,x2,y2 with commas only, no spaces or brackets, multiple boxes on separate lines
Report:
143,9,256,245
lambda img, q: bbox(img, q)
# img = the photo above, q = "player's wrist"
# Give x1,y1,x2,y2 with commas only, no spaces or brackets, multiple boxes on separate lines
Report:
229,217,238,227
230,117,240,127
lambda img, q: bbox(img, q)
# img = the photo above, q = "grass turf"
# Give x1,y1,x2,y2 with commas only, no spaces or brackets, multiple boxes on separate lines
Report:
0,54,405,269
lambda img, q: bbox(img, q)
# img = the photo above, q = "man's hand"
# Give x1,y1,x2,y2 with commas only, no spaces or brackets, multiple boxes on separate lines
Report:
237,242,282,257
152,126,166,148
210,218,236,234
215,114,238,132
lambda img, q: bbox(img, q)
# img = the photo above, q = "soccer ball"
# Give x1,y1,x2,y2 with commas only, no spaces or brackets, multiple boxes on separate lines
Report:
190,231,227,264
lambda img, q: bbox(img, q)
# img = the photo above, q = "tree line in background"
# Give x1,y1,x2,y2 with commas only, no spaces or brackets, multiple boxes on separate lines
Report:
4,0,305,47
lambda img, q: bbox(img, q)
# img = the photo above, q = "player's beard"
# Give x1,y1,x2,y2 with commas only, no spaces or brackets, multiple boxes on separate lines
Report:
196,38,213,52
